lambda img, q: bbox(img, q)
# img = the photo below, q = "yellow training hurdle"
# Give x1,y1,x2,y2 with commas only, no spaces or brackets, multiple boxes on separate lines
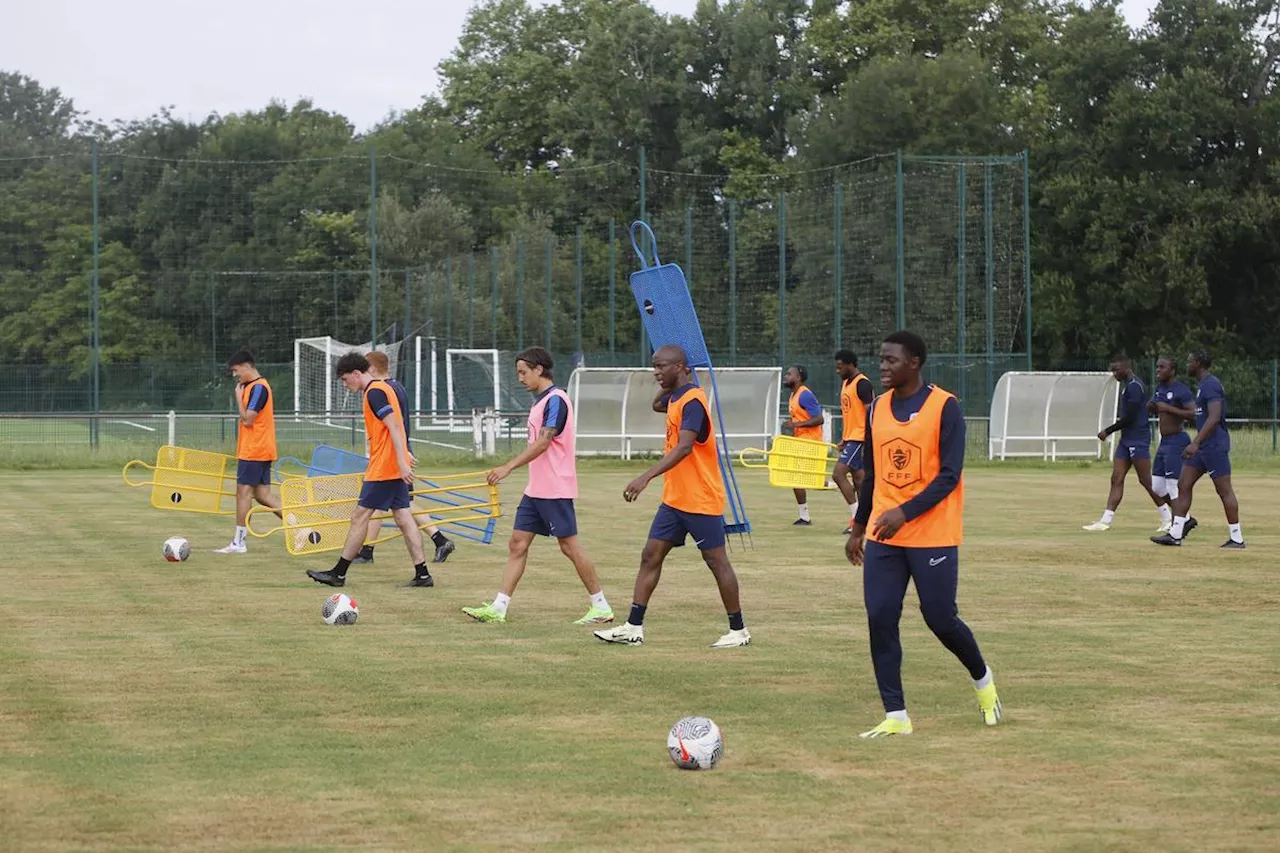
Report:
122,445,239,514
246,471,502,556
739,435,839,490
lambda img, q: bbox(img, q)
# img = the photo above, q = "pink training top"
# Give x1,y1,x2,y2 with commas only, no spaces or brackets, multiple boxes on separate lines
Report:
525,386,578,499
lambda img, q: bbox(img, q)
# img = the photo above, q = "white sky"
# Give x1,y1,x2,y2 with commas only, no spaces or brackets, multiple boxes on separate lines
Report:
4,0,1159,133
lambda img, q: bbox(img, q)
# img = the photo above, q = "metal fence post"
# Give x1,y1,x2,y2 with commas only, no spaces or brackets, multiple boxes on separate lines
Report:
638,145,648,364
90,140,100,444
1023,149,1033,369
1273,358,1277,452
984,164,995,405
490,246,499,348
467,253,476,348
895,150,905,331
608,219,616,359
575,226,584,356
369,145,378,345
834,182,843,351
957,164,967,406
516,237,525,351
729,200,737,365
778,191,787,368
445,256,454,346
545,235,553,350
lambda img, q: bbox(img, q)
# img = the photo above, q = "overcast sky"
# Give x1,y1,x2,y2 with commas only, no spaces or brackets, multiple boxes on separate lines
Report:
5,0,1159,133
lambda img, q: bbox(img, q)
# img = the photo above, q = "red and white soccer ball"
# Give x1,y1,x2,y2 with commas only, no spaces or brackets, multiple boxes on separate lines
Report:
667,716,723,770
321,593,359,625
162,537,190,562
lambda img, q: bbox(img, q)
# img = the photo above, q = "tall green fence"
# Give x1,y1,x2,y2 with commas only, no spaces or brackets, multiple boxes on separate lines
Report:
0,147,1030,417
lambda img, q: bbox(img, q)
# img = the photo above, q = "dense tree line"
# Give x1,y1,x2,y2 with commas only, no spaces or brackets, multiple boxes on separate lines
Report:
1,0,1277,379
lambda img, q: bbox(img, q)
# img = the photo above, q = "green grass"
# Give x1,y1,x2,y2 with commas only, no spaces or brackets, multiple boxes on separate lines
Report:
1,467,1278,851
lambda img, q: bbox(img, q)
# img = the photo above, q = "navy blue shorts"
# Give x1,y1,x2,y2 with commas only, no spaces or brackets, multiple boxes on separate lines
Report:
1114,439,1151,462
358,479,412,511
236,459,273,486
837,441,865,470
648,503,725,551
513,495,578,539
1154,433,1192,479
1185,443,1232,479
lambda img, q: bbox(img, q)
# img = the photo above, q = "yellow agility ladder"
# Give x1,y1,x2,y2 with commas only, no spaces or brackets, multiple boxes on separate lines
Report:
122,445,238,514
739,435,839,491
246,471,502,556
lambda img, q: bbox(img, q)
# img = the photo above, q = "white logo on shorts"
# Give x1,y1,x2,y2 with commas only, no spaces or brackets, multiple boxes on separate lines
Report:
693,538,705,546
929,556,948,566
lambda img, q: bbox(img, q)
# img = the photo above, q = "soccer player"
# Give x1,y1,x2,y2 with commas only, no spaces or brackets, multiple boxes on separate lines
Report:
353,351,455,566
835,350,874,535
306,352,435,588
1152,351,1245,549
462,347,613,625
216,349,283,554
846,330,1001,737
781,364,824,525
1148,357,1196,534
1082,355,1164,531
593,344,750,648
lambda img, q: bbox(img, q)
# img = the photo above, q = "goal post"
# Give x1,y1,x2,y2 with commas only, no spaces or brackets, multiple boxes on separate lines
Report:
445,349,502,427
294,335,407,424
567,367,782,459
988,371,1120,460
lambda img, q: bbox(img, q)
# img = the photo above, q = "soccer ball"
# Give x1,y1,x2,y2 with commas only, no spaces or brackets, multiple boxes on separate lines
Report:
667,716,723,770
162,537,190,562
321,593,359,625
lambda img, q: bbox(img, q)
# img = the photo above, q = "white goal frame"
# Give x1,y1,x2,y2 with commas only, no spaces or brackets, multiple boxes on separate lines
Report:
445,348,502,427
567,366,782,459
988,371,1120,460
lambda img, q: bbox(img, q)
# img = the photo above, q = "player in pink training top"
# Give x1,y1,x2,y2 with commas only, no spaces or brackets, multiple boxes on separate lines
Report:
462,347,614,625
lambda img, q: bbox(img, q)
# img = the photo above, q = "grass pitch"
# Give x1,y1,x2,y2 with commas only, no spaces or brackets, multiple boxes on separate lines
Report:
1,465,1277,852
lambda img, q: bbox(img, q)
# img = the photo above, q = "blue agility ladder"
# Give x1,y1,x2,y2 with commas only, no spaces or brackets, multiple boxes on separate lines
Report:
629,221,752,545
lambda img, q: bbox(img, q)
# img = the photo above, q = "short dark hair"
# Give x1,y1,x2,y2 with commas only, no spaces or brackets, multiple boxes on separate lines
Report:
835,349,857,366
1191,350,1213,369
516,346,554,380
335,352,370,377
791,364,808,382
1157,356,1176,371
1111,353,1132,366
883,330,927,366
227,349,255,368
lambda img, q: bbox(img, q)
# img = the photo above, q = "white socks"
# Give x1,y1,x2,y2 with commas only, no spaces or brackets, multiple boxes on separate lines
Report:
973,666,993,690
1100,510,1115,525
1228,523,1244,543
590,591,609,610
492,592,512,615
797,503,811,522
233,526,247,546
1171,516,1187,538
849,503,858,519
887,709,910,722
1159,505,1173,524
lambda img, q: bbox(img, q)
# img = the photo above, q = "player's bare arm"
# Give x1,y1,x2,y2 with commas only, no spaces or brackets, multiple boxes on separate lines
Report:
623,428,696,501
488,426,560,485
1184,399,1224,458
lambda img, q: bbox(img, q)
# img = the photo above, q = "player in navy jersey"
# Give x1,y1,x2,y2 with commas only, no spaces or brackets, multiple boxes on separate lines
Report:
1147,358,1196,533
1152,351,1245,549
1083,355,1164,532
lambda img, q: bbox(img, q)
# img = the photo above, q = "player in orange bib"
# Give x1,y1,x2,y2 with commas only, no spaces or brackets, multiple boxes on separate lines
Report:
835,349,874,535
593,344,750,649
781,365,825,525
216,349,283,554
307,352,433,589
845,330,1002,738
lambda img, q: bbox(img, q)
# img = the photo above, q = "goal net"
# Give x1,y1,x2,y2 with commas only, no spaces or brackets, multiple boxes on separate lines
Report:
567,367,782,458
293,335,407,423
988,371,1120,460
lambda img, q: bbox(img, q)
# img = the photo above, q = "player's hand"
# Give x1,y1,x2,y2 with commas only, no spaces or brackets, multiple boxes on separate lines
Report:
407,451,418,468
1183,440,1199,460
871,507,907,540
1096,430,1107,441
781,420,794,435
487,465,511,486
623,475,649,502
845,522,867,566
1147,400,1158,414
398,460,414,484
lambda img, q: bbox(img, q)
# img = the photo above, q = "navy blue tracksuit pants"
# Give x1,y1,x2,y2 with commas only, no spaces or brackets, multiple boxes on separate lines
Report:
863,540,988,713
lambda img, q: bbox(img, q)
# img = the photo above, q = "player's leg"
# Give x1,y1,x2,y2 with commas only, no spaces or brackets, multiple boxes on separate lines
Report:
793,488,811,525
682,513,748,648
860,540,913,737
1083,455,1131,530
834,440,863,534
464,496,544,621
217,460,260,552
907,547,1001,726
1132,457,1168,528
1154,463,1204,545
833,460,855,514
595,505,683,644
306,503,377,586
558,534,614,625
355,516,381,564
388,480,432,586
425,523,455,563
1209,457,1245,548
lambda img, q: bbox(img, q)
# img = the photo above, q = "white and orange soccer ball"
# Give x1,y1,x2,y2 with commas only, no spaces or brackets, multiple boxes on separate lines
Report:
162,537,190,562
321,593,359,625
667,716,723,770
